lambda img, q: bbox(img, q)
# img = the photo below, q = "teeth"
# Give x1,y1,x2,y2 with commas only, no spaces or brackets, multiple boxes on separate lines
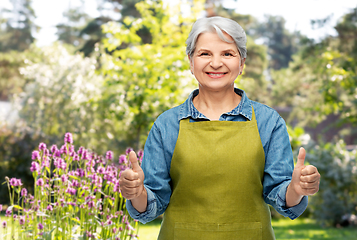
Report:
208,73,224,76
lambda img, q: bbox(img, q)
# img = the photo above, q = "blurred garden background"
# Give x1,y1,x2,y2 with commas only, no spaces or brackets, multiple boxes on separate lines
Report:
1,0,357,239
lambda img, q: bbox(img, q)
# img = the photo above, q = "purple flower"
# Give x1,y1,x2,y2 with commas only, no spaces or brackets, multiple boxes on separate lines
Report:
106,151,113,160
69,145,74,153
2,221,7,228
43,149,49,156
50,145,58,153
16,179,22,186
118,155,127,164
30,161,40,173
38,223,44,230
64,132,73,144
54,149,61,157
97,166,105,174
125,147,133,155
71,180,79,188
82,150,88,160
60,145,68,155
32,150,40,160
5,209,11,217
88,201,95,208
76,168,85,177
9,178,22,187
42,157,50,168
61,175,68,183
21,188,28,197
36,178,44,186
78,146,84,155
46,205,53,211
137,150,144,158
73,154,80,161
19,216,25,225
9,178,17,186
96,176,103,187
66,187,76,195
39,143,47,151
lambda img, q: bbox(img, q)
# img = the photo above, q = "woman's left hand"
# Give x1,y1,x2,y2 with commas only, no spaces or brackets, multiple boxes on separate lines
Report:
291,147,320,196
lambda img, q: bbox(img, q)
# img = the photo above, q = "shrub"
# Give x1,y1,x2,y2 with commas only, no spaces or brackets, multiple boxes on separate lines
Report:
0,133,142,239
305,140,357,227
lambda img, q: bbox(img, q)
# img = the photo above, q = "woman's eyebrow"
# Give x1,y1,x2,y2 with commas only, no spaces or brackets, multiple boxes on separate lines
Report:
196,48,210,52
222,48,238,52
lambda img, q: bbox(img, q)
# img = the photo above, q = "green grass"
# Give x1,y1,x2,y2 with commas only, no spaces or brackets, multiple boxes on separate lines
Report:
2,215,357,240
272,218,357,240
137,218,357,240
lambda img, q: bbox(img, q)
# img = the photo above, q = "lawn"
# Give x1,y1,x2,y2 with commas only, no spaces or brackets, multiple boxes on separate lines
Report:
1,215,356,239
137,218,357,240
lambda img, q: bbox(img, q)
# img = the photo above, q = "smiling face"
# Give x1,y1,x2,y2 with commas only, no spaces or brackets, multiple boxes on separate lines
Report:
189,31,245,92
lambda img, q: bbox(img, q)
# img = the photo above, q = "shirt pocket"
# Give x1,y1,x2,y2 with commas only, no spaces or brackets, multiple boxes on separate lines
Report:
174,222,262,240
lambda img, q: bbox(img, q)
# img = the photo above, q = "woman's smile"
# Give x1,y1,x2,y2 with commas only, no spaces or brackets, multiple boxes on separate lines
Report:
206,72,227,78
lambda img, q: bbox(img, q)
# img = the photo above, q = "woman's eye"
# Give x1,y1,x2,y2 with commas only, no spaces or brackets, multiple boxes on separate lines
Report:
199,53,209,56
224,52,233,57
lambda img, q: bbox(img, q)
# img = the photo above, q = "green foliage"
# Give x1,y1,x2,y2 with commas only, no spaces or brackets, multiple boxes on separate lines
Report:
0,0,38,52
56,6,91,47
253,15,305,70
0,51,32,101
100,0,203,148
286,125,309,151
15,43,106,152
78,0,144,56
237,37,269,105
304,140,357,227
270,7,357,128
0,122,43,204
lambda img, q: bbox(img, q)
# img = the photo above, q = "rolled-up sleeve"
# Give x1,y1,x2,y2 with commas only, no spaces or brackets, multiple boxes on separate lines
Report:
262,115,308,220
126,122,172,224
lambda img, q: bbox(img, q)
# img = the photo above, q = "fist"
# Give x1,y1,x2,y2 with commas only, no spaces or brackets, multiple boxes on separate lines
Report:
119,151,145,200
291,147,320,196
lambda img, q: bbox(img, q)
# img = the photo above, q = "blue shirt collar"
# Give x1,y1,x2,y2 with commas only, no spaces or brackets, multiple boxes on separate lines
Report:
178,88,253,121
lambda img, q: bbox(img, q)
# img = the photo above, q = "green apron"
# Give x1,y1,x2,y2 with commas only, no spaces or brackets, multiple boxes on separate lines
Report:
158,108,275,240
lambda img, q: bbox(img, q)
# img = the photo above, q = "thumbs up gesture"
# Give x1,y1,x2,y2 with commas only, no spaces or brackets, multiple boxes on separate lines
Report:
290,147,320,197
119,151,145,200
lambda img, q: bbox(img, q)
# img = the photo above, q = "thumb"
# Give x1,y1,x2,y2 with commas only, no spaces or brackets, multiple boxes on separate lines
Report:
296,147,306,168
129,151,141,172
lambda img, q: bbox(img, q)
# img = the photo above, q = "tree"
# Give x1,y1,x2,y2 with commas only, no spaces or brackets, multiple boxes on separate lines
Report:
0,0,38,52
78,0,144,56
269,7,357,143
55,5,91,47
100,0,204,149
254,15,305,70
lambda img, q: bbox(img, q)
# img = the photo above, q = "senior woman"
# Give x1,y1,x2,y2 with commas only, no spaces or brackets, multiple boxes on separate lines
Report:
119,16,320,239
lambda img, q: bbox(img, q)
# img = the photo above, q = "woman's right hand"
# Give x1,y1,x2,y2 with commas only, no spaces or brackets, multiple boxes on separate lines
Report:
119,151,145,200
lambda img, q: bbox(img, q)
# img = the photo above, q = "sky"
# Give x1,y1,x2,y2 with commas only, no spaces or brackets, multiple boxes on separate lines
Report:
1,0,356,46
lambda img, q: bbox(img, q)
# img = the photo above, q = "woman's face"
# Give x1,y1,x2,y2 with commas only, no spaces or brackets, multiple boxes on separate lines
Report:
189,31,245,92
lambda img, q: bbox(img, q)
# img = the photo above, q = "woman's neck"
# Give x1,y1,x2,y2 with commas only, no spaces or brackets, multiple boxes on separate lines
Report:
192,87,241,120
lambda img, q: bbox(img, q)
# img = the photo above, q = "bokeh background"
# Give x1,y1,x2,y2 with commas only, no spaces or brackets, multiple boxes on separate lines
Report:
1,0,357,230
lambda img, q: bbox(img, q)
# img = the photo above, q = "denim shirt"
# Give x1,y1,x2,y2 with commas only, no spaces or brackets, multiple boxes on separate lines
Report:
126,88,308,224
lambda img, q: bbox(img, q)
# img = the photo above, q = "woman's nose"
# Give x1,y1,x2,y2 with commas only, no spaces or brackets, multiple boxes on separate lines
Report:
210,56,223,69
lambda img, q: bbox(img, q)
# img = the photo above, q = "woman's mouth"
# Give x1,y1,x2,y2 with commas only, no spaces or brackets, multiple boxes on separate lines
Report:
206,72,227,78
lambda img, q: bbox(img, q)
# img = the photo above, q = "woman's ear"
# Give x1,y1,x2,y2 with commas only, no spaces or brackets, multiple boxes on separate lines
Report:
188,55,194,74
240,58,246,68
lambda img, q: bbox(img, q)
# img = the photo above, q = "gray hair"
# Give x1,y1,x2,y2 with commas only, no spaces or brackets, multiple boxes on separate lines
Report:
186,16,247,59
